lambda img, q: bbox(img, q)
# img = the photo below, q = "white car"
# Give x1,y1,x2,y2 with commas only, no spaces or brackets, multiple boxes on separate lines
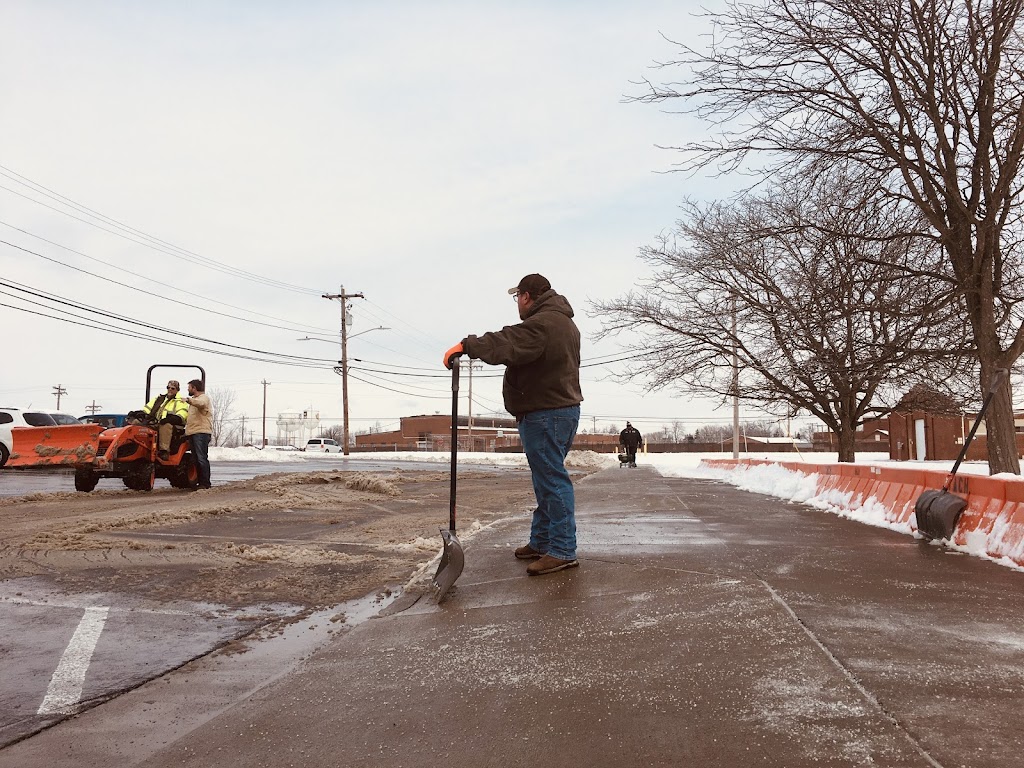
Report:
303,438,343,453
0,407,58,467
47,411,82,426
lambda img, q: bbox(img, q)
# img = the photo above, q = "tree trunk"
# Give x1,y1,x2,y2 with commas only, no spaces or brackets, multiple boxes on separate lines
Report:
984,373,1020,475
836,426,856,463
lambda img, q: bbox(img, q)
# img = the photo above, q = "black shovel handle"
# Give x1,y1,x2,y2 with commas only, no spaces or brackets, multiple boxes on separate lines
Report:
945,368,1008,487
449,356,461,533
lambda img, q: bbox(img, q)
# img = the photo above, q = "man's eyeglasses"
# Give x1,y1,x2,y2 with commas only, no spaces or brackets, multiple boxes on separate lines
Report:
512,292,521,301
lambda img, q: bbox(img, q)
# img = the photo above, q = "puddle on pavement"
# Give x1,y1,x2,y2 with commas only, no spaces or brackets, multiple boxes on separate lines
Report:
228,585,403,662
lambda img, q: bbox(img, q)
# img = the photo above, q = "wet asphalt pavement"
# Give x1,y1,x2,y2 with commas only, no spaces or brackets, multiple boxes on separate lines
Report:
2,465,1023,767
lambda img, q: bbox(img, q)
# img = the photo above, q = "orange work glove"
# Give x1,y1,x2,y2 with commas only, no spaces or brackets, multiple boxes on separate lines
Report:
443,342,464,369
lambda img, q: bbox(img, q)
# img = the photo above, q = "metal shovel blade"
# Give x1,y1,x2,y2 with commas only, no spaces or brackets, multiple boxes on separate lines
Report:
914,489,968,541
431,528,464,603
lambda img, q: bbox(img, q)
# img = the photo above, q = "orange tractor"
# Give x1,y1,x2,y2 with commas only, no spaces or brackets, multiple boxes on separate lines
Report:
7,365,205,492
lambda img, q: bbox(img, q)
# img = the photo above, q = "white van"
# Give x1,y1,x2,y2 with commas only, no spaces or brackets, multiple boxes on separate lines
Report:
303,438,342,453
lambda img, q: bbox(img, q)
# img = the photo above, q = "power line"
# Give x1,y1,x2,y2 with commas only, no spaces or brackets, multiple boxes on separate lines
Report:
0,236,337,336
0,165,321,294
0,278,337,364
346,371,449,399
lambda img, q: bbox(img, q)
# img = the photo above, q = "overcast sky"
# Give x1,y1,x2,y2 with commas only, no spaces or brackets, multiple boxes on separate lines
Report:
2,1,788,443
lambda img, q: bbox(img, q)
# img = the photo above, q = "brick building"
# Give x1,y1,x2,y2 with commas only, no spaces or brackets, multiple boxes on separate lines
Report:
812,417,891,453
354,414,621,453
886,384,1024,461
888,410,1024,461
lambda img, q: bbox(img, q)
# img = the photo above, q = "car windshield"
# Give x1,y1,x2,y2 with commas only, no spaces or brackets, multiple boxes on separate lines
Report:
83,416,121,428
50,414,81,425
23,413,57,427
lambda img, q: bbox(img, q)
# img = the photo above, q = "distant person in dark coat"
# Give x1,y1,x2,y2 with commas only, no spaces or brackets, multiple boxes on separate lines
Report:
619,422,643,468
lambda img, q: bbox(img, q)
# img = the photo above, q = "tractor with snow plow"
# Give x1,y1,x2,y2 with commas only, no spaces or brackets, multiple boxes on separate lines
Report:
5,365,205,493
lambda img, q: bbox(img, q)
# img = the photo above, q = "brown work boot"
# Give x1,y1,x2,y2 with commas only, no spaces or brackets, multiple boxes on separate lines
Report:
526,554,580,576
514,544,544,560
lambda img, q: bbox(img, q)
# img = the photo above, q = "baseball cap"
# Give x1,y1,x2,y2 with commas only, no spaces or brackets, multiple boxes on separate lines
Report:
508,273,552,296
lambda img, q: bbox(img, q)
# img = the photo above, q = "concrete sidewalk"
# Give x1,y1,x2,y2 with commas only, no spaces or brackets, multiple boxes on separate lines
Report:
5,466,1024,767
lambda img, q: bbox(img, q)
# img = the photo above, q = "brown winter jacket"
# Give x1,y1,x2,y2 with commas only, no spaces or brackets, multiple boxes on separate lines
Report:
462,290,583,419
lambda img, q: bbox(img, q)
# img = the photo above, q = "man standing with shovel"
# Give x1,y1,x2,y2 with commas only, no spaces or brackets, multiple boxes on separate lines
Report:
444,273,583,576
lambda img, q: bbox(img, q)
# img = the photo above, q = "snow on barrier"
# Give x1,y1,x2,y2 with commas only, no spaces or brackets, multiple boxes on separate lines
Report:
700,458,1024,570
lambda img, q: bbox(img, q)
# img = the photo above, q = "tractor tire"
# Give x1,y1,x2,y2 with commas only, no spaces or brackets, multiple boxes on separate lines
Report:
124,462,156,492
169,453,199,489
74,468,100,492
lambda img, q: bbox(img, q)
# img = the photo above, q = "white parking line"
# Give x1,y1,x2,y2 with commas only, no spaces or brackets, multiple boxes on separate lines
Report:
37,606,109,715
2,596,196,616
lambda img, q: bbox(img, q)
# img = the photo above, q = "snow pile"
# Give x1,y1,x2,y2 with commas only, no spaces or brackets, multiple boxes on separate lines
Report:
565,450,618,470
209,446,305,462
206,447,618,471
658,456,913,534
668,455,1024,573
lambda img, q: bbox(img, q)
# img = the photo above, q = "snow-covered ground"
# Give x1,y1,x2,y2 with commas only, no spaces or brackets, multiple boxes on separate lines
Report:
210,445,985,476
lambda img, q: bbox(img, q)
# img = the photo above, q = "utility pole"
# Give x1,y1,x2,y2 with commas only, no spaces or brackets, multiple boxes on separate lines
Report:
322,285,364,456
52,385,67,410
466,362,482,450
85,400,102,415
261,380,271,448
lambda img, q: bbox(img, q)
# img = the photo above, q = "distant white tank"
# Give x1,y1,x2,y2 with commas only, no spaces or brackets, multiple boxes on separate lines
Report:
276,409,321,447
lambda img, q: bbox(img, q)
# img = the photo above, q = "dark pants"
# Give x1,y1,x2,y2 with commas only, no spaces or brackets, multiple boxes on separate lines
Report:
623,444,639,465
189,432,212,488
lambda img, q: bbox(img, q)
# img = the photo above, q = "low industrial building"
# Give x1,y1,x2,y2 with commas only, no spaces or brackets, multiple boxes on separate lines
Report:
354,414,621,453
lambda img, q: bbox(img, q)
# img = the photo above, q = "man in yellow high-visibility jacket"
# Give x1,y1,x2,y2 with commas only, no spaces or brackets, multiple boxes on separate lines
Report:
143,380,189,460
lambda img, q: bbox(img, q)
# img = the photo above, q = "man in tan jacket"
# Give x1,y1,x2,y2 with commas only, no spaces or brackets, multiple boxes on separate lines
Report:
184,379,213,489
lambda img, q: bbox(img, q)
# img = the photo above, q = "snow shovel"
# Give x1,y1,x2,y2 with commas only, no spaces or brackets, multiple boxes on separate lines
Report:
432,355,465,603
914,368,1008,541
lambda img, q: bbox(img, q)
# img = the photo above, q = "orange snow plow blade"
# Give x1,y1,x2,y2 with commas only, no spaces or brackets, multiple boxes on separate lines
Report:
7,424,104,468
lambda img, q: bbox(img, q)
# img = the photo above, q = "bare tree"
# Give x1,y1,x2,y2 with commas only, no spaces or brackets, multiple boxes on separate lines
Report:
320,424,346,442
208,387,236,448
635,0,1024,472
693,421,785,443
594,175,967,461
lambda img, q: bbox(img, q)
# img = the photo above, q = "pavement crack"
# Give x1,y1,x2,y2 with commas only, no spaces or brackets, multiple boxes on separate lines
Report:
756,577,946,768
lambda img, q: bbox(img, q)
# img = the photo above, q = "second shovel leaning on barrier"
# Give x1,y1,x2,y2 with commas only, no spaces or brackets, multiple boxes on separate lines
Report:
914,368,1008,541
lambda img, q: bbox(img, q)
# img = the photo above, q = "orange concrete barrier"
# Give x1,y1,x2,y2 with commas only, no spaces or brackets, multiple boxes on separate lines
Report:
697,458,1024,569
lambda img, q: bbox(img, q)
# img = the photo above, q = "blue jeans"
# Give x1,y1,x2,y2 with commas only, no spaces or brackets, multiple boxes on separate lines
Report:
517,405,579,560
189,432,212,487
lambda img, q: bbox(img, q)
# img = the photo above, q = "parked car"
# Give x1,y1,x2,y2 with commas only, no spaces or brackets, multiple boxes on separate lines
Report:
48,411,83,426
78,413,129,429
0,408,58,467
303,438,343,453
